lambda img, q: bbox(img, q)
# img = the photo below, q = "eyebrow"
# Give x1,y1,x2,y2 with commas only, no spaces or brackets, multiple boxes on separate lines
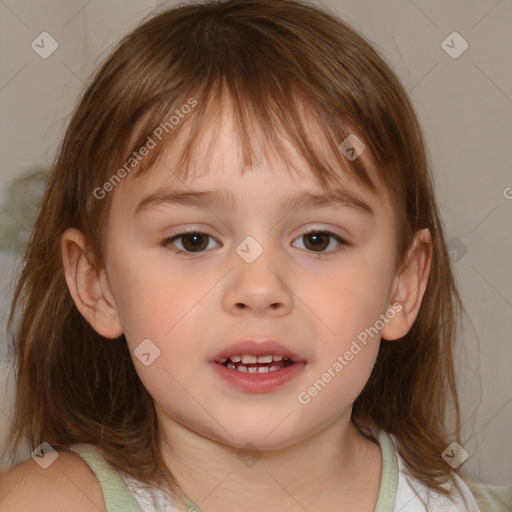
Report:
134,188,374,216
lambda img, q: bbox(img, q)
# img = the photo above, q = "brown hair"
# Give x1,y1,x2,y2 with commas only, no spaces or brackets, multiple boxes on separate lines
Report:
4,0,477,505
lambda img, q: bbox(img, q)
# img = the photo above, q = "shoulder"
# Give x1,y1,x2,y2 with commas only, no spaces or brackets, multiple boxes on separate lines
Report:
0,450,106,511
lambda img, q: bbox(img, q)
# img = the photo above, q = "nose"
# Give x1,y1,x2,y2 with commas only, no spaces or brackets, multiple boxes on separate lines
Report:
222,241,294,317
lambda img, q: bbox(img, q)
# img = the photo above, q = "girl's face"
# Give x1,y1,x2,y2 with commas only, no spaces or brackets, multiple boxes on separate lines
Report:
101,115,400,450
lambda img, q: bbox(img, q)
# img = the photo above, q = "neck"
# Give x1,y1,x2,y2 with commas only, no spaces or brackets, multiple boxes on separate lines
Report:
157,410,381,512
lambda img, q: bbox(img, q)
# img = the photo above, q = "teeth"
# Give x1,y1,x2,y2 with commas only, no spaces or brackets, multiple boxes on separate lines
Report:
221,354,290,363
227,364,283,373
218,354,295,372
223,356,290,373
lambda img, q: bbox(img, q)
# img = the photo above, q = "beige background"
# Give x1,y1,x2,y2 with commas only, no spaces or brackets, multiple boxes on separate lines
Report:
0,0,510,486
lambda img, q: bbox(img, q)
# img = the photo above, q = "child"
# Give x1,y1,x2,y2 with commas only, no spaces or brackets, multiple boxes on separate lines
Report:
0,0,510,510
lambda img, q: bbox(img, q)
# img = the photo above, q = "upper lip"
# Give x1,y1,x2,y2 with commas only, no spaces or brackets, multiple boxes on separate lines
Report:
212,339,306,363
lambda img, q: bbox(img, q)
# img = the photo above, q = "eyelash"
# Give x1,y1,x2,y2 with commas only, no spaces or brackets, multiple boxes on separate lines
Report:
161,227,348,258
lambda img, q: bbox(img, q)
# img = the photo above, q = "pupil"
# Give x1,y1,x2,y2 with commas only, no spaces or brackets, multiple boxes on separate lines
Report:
183,233,207,252
305,232,328,251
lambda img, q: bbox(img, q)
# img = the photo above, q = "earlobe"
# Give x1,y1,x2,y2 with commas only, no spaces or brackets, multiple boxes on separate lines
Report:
61,228,124,339
381,228,432,341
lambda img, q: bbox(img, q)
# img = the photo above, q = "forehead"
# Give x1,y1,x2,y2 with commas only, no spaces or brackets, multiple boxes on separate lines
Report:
112,99,391,219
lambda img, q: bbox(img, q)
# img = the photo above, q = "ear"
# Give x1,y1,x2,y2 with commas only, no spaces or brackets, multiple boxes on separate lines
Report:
381,228,432,341
61,228,124,339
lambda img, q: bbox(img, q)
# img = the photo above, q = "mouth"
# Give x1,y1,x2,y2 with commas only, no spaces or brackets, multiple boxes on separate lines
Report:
210,339,307,392
215,354,296,373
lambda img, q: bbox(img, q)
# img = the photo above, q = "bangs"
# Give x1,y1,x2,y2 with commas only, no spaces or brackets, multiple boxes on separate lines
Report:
124,79,379,196
105,0,391,196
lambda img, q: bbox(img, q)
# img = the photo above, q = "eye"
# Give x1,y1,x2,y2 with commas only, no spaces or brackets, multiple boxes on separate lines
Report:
292,229,347,256
162,229,220,255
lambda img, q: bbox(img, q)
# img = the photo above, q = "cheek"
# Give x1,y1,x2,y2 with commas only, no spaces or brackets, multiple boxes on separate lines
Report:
109,255,209,413
317,252,394,340
105,250,216,403
305,247,394,401
109,245,210,338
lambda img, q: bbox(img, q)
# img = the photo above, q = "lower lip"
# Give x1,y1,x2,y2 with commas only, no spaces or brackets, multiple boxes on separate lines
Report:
209,361,306,393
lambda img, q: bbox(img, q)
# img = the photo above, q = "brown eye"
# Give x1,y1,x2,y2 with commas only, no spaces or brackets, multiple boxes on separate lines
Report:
164,231,219,254
180,233,209,252
303,232,330,252
292,230,346,255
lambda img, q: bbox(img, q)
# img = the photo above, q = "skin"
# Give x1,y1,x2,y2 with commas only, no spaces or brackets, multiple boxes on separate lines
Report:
58,105,432,512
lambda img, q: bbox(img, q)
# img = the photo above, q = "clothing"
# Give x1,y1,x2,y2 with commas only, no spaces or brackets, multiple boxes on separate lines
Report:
66,431,512,512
